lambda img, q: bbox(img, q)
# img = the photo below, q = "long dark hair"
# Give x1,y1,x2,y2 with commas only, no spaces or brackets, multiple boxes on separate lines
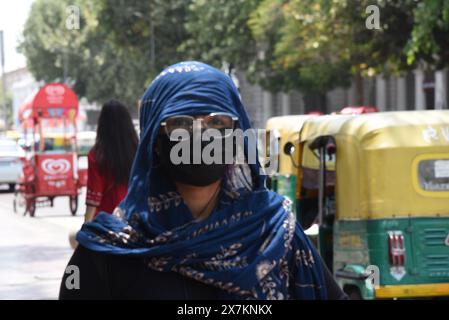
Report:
94,100,138,185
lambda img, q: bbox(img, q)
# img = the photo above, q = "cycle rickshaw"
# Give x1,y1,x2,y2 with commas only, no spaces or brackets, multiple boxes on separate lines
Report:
13,83,82,217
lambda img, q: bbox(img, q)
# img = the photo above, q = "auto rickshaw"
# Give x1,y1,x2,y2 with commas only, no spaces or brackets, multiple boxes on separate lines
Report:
265,115,317,224
267,110,449,299
13,83,82,217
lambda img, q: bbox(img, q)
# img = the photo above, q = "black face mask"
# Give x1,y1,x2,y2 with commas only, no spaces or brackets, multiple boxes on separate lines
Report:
156,133,229,187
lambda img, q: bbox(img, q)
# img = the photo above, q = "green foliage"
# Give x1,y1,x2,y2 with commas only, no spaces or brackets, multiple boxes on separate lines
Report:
248,0,424,93
405,0,449,69
97,0,189,73
20,0,95,96
19,0,189,114
19,0,449,103
180,0,260,70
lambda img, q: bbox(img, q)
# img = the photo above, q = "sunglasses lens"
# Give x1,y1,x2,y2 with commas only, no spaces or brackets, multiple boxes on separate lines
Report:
204,114,234,131
163,114,237,138
165,116,193,136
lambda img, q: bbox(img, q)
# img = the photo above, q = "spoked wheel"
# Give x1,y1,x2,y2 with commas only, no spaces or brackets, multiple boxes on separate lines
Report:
13,189,26,215
69,196,78,216
13,190,18,214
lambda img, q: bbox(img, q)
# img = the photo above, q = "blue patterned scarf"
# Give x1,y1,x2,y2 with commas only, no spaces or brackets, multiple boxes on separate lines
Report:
77,61,327,300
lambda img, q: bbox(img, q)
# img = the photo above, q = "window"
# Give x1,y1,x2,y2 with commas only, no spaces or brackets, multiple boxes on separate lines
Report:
418,159,449,191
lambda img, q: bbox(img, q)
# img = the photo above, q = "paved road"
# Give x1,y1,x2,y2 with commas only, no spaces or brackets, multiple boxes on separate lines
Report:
0,186,84,299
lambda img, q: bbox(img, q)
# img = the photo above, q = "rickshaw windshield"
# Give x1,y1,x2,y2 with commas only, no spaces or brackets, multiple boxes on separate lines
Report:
40,135,75,154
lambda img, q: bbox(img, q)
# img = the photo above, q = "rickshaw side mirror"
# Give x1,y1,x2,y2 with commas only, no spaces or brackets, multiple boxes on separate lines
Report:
283,142,295,155
309,136,337,156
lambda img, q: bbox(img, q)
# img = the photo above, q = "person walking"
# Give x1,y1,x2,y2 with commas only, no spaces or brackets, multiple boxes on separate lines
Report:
60,62,346,300
84,99,138,222
69,100,138,249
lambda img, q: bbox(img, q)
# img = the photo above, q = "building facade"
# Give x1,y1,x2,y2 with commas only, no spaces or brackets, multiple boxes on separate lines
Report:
237,69,449,129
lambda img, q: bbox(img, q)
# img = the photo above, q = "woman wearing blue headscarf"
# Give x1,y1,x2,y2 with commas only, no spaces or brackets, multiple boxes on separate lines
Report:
59,61,346,300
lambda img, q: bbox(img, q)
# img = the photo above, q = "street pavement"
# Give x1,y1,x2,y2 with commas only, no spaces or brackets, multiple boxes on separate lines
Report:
0,185,84,299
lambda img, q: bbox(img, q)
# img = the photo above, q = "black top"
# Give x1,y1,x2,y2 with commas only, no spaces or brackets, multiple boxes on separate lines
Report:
59,245,348,300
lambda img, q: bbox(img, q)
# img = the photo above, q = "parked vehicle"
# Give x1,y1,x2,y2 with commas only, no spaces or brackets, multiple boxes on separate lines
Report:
267,110,449,299
264,115,317,222
0,138,25,191
304,110,449,299
13,83,83,217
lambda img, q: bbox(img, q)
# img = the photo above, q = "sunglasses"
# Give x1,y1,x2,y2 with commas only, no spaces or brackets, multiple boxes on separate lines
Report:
160,113,238,138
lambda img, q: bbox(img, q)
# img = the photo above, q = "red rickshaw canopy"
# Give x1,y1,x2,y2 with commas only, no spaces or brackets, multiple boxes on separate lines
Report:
19,83,79,124
339,106,379,115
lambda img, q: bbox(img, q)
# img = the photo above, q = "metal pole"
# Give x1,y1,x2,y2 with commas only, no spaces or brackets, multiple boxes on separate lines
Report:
150,18,155,72
318,147,324,226
0,30,7,129
63,49,68,84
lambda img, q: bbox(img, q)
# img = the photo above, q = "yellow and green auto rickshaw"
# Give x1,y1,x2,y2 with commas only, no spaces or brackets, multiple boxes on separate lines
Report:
302,110,449,299
264,115,318,225
268,110,449,299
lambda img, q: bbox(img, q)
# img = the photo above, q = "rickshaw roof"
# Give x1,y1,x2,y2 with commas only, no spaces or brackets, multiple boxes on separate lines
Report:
298,110,449,219
265,115,318,176
300,110,449,149
18,83,79,123
266,115,317,136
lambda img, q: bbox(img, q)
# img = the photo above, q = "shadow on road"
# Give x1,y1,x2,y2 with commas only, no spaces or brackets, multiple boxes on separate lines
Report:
32,214,81,219
0,189,15,194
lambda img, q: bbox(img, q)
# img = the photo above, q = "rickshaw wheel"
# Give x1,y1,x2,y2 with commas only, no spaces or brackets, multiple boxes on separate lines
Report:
70,196,78,216
345,287,363,300
13,189,26,215
28,199,36,217
13,191,18,214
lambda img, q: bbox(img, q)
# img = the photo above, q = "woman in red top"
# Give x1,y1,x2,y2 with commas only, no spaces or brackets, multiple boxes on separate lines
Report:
84,100,138,222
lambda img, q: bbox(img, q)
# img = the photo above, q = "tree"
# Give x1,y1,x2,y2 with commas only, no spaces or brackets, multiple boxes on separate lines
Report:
96,0,190,79
20,0,104,103
19,0,190,115
249,0,449,102
180,0,260,71
20,0,449,110
249,0,421,103
0,78,13,128
405,0,449,69
180,0,312,93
